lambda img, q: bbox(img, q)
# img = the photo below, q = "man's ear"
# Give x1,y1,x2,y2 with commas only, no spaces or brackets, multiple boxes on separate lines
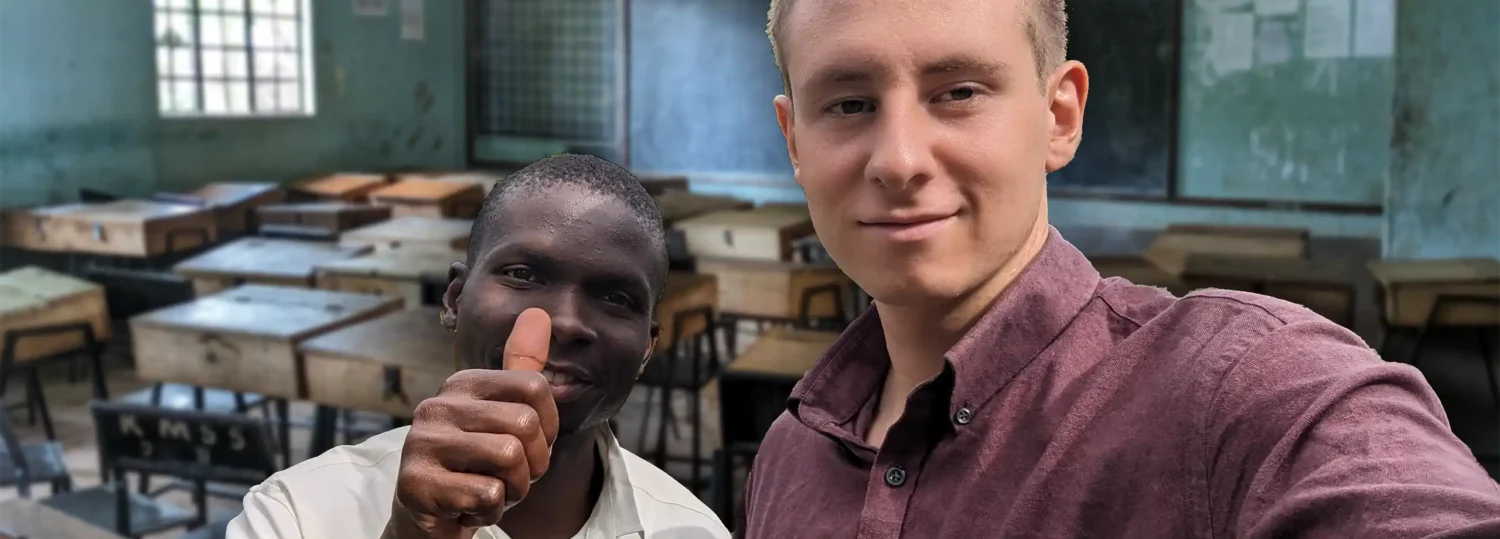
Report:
774,95,800,180
637,322,661,379
1044,60,1090,173
440,261,468,332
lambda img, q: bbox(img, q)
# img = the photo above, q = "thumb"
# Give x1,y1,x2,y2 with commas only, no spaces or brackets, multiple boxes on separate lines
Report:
503,308,551,372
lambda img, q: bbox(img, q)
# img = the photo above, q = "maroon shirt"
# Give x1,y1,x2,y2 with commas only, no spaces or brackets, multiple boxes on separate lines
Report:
737,228,1500,538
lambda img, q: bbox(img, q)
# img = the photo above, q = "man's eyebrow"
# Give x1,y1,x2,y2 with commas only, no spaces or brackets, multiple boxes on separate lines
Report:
805,64,885,89
922,55,1012,78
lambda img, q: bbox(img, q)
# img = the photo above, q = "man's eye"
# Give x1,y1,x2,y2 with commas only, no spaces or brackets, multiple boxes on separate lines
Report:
601,291,636,308
936,86,977,102
502,268,536,282
831,99,876,115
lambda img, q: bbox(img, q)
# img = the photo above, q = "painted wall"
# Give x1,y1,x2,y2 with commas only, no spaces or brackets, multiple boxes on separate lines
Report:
1179,0,1394,205
626,0,1384,238
1385,0,1500,259
0,0,465,209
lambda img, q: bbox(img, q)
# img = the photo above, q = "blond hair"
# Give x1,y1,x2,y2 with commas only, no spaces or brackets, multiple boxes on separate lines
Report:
766,0,1069,97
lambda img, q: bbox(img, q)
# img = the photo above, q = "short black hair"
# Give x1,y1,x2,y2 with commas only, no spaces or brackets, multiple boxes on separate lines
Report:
465,154,670,303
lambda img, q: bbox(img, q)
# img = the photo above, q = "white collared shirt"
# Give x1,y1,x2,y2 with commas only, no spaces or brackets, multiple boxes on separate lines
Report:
226,426,729,539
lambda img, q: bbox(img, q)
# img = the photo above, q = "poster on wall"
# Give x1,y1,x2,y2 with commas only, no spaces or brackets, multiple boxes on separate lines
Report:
1353,0,1395,57
401,0,425,41
1255,0,1299,16
354,0,389,17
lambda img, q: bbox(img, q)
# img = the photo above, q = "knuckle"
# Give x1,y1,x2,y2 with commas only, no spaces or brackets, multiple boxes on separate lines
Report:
494,435,525,465
516,374,549,399
440,370,476,394
472,479,505,509
411,397,456,424
511,406,541,436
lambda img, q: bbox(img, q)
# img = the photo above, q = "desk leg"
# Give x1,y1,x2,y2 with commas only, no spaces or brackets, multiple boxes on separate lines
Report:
276,399,292,467
307,405,339,460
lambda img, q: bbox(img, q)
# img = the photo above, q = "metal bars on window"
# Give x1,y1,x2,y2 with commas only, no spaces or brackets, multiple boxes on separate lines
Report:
154,0,311,117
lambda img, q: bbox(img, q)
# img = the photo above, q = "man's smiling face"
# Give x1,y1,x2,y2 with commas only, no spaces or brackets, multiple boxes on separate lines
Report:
774,0,1086,307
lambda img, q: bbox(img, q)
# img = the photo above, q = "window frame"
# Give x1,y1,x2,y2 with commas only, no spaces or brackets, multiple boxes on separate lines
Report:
154,0,316,119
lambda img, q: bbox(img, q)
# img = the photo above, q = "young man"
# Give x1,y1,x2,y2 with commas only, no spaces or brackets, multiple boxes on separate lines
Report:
228,155,730,539
739,0,1500,537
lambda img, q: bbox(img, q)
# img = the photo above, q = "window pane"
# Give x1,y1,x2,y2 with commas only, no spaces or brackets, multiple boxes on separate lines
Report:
156,49,171,76
255,82,279,111
166,13,194,48
253,51,277,79
158,81,173,112
223,15,247,46
250,17,294,48
225,51,248,78
154,0,187,8
275,52,298,78
204,81,228,113
252,0,296,15
173,81,198,112
172,49,196,77
201,50,224,77
228,82,250,113
201,0,226,11
200,14,224,45
277,83,300,111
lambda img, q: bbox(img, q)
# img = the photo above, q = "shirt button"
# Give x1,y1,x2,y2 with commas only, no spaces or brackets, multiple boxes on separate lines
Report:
883,465,907,487
954,408,973,425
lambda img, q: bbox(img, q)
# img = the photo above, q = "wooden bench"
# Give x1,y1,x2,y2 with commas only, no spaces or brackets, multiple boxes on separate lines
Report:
29,200,218,258
636,173,690,197
1144,224,1309,275
655,192,754,264
398,171,504,196
1369,258,1500,328
695,258,852,352
315,249,465,308
157,182,285,237
339,216,473,255
1,203,92,251
173,238,372,296
0,267,111,364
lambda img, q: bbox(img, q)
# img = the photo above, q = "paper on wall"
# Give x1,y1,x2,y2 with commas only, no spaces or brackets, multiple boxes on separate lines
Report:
1255,0,1300,16
1353,0,1395,57
400,0,424,41
354,0,388,16
1303,0,1351,59
1256,20,1293,66
1209,12,1256,75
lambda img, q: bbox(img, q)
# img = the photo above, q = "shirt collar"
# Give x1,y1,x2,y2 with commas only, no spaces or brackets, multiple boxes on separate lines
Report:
481,426,645,539
788,226,1101,434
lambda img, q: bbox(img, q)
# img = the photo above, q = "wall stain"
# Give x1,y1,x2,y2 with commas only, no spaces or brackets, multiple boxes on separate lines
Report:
413,81,434,114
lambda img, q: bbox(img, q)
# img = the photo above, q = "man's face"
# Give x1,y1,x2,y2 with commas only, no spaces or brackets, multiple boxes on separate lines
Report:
775,0,1086,306
443,185,660,435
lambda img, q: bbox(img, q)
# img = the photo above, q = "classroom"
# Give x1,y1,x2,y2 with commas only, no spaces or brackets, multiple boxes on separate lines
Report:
1,0,1497,537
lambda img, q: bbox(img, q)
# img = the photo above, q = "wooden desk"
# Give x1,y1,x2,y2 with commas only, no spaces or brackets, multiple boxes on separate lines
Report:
298,307,453,417
40,200,218,258
695,258,850,321
256,202,393,240
368,179,484,219
399,171,504,196
2,203,91,251
1145,224,1309,275
1368,258,1500,327
725,327,839,381
291,173,391,202
173,238,371,296
675,206,814,262
0,498,122,539
0,267,111,363
339,216,472,254
656,273,717,353
1089,255,1190,295
636,173,689,197
316,249,465,307
160,182,285,236
129,285,402,399
1182,255,1359,326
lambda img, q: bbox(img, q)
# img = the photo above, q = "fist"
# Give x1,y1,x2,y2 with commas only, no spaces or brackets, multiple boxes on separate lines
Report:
385,309,559,539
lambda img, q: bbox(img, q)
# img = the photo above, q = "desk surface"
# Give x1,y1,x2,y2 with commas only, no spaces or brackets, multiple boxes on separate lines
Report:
298,307,454,371
727,327,841,379
0,267,100,317
1368,258,1500,287
654,192,753,225
53,200,207,225
130,284,401,339
341,216,473,244
316,249,464,280
0,498,122,539
187,182,282,206
173,238,370,280
1181,254,1356,286
370,179,482,202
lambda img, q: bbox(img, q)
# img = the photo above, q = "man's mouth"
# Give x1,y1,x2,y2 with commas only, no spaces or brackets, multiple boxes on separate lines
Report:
542,366,591,403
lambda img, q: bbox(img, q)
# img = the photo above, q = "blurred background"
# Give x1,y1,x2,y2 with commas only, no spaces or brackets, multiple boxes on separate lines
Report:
0,0,1496,537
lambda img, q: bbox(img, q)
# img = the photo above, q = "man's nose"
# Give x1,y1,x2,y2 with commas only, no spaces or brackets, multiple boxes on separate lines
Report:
864,100,938,191
544,290,598,347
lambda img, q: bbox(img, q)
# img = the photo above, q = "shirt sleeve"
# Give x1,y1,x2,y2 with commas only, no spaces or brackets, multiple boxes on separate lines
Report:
226,483,305,539
1207,320,1500,538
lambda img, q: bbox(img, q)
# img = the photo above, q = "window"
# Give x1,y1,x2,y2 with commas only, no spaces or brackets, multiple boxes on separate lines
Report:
154,0,314,117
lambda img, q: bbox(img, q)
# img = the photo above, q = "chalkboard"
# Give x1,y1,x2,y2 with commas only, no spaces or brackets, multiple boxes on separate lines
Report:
1048,0,1177,195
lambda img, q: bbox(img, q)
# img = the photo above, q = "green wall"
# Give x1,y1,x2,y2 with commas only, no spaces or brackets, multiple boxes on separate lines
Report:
0,0,466,209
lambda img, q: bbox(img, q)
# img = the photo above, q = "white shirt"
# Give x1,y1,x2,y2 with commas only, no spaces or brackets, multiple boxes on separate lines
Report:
227,426,730,539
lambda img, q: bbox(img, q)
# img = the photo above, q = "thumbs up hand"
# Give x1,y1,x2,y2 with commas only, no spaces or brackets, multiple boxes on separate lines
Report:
383,309,560,539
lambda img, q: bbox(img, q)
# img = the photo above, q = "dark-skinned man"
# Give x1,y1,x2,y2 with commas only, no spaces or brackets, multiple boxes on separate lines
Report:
228,154,730,539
